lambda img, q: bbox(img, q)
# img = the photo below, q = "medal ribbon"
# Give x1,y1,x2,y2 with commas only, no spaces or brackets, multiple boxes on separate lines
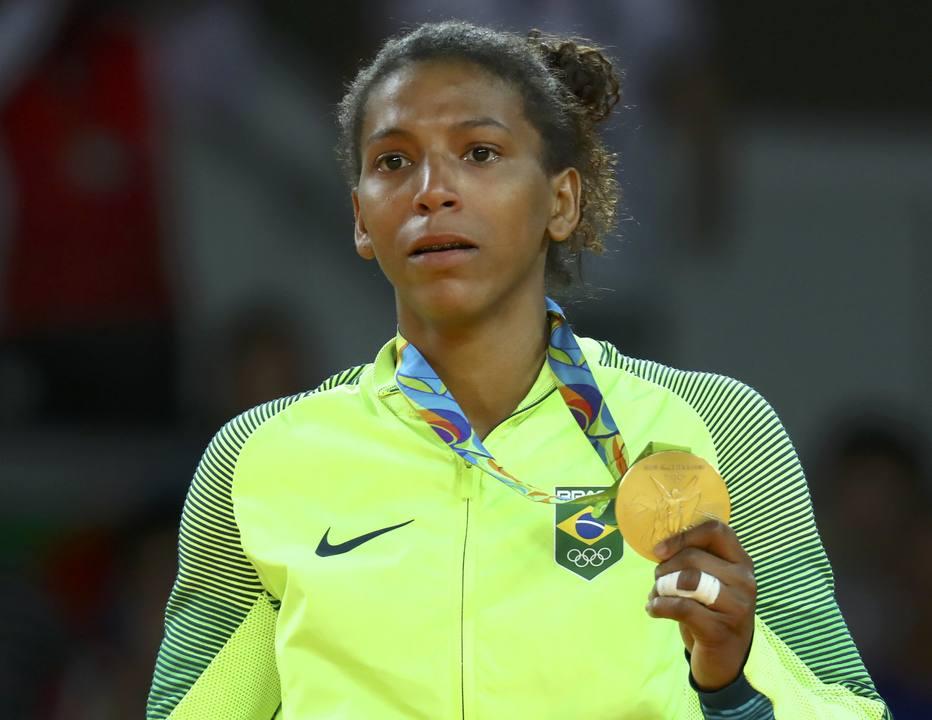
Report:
394,297,628,513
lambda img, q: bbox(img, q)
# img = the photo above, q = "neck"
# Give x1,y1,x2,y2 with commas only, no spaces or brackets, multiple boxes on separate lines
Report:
397,293,549,441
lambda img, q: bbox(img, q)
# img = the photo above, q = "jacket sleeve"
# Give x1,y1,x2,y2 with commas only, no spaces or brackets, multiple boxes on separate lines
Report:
610,348,892,719
147,367,366,719
691,378,890,719
146,402,291,720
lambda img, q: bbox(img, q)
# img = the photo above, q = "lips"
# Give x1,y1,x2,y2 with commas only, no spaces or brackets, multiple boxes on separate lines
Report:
409,234,477,256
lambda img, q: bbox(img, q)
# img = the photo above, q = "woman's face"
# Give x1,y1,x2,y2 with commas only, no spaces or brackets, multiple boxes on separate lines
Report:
352,60,579,327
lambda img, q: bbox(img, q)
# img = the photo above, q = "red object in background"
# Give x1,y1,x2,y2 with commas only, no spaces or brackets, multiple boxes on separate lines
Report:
1,21,171,336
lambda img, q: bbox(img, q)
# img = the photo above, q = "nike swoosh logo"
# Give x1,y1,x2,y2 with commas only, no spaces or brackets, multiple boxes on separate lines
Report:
315,519,414,557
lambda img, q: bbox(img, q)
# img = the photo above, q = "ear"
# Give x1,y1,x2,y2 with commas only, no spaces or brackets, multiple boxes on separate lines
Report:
547,167,581,243
352,190,376,260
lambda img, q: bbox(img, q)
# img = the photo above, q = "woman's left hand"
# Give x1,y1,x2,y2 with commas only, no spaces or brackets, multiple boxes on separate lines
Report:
645,520,757,691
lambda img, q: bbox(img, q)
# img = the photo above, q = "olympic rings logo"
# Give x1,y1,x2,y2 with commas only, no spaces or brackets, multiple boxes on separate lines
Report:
566,547,612,567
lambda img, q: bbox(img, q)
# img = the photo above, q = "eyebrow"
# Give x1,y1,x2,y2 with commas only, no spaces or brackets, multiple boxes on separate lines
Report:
365,117,512,146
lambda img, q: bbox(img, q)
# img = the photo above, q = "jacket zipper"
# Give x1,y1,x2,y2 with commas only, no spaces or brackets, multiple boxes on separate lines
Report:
459,460,476,720
460,497,469,720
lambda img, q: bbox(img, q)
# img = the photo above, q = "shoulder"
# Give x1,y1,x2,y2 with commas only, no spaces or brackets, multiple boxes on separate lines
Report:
202,363,371,479
590,339,801,502
593,341,815,541
593,339,764,408
592,338,783,434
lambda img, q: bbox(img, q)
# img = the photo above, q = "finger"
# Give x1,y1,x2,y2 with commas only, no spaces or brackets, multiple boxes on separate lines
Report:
655,548,734,583
653,567,756,615
646,594,748,647
654,569,733,612
646,591,752,651
655,547,756,595
658,568,716,595
653,520,748,564
646,594,727,629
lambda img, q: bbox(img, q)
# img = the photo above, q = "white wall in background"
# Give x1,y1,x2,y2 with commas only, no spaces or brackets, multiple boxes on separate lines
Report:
656,120,932,461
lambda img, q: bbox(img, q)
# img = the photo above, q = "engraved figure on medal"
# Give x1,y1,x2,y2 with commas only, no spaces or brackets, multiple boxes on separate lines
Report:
651,472,703,541
615,451,731,562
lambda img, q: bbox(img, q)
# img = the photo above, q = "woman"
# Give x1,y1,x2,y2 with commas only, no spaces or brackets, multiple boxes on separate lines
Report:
147,21,889,719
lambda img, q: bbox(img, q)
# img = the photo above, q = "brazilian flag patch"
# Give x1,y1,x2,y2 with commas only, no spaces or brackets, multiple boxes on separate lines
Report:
554,487,624,580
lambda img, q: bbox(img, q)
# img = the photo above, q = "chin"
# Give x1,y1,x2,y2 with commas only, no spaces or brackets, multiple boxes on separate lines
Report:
403,281,493,325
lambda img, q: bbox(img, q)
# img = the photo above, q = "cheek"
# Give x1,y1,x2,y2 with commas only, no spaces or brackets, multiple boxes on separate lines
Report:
489,181,551,243
358,184,404,238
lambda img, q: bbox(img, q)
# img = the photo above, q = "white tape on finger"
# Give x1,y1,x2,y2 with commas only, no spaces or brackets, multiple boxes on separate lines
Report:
656,570,721,606
656,570,682,597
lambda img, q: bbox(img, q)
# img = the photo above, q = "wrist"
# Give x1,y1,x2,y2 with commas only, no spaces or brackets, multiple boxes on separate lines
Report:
690,669,758,708
684,634,756,706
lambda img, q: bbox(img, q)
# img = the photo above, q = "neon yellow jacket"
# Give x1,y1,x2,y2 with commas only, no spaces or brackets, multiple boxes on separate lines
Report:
147,336,890,719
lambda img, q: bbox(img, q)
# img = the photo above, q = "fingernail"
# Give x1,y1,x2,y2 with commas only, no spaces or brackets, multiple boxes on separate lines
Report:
653,540,668,558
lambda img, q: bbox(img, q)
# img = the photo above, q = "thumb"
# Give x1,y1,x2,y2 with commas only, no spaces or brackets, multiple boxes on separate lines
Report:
680,624,695,653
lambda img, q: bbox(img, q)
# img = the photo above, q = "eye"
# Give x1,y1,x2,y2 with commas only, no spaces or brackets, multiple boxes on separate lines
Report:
464,146,500,164
375,153,412,172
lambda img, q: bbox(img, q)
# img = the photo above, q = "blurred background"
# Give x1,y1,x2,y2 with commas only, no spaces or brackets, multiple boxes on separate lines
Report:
0,0,929,717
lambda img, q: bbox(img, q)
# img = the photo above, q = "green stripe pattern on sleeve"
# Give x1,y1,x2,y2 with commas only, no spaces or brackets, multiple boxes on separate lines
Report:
598,343,890,718
146,366,366,719
702,694,774,720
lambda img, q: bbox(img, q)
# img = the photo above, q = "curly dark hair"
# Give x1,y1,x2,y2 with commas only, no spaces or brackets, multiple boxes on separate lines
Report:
336,20,622,290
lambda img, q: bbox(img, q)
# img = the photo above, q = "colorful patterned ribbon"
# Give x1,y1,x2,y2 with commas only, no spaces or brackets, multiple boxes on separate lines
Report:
394,297,628,514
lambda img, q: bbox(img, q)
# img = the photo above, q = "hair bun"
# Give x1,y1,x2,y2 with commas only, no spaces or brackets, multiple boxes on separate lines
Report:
527,29,621,123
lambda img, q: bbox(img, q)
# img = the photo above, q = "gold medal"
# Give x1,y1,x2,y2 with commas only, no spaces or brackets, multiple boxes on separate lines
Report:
614,450,730,562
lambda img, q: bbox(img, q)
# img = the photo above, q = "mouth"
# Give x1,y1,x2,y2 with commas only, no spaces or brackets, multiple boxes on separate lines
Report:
409,234,477,256
411,242,474,255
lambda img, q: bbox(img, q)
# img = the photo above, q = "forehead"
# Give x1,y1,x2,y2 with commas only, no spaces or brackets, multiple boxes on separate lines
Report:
361,60,536,143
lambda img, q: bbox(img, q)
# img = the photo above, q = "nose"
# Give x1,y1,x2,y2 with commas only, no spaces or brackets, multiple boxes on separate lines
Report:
412,154,461,215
